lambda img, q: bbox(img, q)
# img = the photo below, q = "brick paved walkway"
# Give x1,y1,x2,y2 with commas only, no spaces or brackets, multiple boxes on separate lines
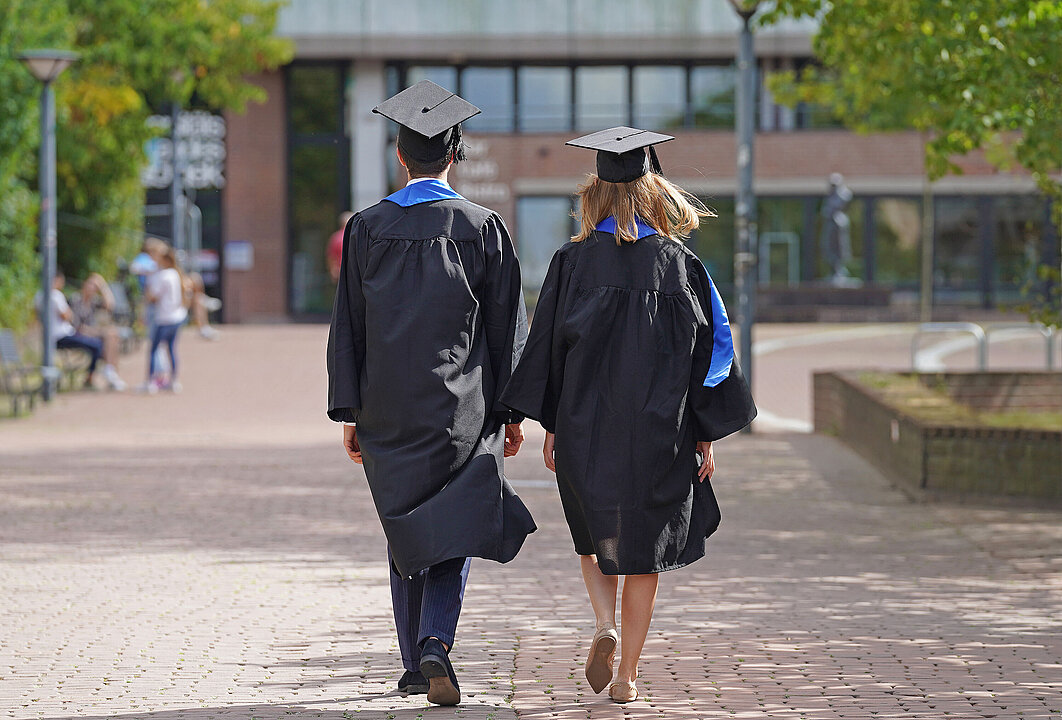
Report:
1,326,1060,719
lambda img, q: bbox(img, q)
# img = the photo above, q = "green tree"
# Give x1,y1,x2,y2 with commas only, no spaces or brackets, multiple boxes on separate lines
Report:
0,0,71,330
0,0,292,331
763,0,1062,326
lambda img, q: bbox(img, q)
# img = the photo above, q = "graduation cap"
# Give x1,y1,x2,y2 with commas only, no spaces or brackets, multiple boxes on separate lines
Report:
566,126,674,183
373,80,481,165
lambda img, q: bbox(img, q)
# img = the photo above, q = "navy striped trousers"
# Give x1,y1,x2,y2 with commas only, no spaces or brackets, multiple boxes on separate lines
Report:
388,548,471,672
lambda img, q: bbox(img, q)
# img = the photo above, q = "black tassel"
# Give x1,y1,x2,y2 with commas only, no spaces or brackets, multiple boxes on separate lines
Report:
648,145,663,175
450,124,466,164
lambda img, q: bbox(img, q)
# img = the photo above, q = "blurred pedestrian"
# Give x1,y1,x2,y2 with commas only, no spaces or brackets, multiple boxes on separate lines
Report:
132,238,170,390
129,237,165,293
502,127,757,704
327,211,355,283
144,244,189,393
70,273,127,390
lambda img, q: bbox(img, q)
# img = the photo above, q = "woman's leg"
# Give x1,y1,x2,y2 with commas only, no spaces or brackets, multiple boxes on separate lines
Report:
57,334,102,380
102,327,119,367
579,555,618,629
164,324,178,380
615,573,659,684
148,326,163,380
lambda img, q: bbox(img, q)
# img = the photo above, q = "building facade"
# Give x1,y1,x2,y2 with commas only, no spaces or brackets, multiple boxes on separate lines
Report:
215,0,1057,322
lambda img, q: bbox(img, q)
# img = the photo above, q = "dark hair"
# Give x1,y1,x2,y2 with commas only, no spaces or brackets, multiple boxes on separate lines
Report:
398,147,451,178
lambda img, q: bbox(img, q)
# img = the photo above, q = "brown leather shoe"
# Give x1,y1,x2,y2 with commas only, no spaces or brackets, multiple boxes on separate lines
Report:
584,625,618,693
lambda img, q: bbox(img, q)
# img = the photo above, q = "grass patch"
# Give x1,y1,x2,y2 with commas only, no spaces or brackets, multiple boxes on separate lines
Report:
857,372,1062,430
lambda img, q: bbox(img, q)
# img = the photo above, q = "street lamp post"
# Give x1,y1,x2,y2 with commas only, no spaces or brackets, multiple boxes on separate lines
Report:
168,68,189,253
170,99,184,252
18,49,78,402
727,0,760,431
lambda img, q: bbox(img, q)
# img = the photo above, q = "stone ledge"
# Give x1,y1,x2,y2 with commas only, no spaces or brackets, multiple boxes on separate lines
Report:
813,370,1062,503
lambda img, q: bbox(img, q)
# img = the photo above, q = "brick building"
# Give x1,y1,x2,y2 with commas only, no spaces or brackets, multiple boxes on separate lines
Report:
211,0,1058,322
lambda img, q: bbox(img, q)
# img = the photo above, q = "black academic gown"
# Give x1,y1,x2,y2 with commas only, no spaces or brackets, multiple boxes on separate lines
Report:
501,230,756,575
327,194,536,578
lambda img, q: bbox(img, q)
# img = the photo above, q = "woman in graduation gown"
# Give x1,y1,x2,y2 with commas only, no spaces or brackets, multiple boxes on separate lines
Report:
501,127,756,704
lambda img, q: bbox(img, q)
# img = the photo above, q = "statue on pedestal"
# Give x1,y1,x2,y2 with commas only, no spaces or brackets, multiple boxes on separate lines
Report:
819,173,860,286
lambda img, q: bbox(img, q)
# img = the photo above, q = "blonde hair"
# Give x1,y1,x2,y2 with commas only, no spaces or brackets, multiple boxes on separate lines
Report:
159,244,194,308
572,172,715,245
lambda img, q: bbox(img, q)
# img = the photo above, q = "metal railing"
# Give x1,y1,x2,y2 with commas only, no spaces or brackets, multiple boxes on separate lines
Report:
983,323,1057,371
912,322,987,370
912,321,1058,371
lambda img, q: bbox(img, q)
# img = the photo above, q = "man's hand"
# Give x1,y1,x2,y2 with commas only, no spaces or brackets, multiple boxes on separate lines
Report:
504,423,524,457
343,424,363,464
696,441,714,482
543,431,556,472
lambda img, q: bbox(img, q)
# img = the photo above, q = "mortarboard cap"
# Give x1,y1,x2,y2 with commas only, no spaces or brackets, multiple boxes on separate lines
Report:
373,80,481,164
565,126,675,183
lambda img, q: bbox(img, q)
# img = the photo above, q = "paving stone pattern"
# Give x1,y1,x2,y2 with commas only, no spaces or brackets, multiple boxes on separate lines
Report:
1,327,1059,719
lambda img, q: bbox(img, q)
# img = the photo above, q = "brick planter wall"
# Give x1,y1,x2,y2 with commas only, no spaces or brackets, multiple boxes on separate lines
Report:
813,371,1062,502
918,372,1062,412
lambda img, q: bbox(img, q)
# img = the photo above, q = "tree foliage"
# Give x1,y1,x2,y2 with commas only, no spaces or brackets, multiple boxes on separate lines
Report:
763,0,1062,326
0,0,292,331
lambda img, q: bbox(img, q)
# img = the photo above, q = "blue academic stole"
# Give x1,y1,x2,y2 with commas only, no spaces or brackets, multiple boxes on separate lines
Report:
383,179,465,207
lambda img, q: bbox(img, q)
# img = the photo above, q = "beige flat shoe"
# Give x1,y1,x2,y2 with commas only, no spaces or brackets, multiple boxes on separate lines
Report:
609,680,638,703
584,625,618,693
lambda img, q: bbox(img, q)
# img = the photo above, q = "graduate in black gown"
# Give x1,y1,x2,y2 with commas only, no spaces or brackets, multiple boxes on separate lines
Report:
501,127,756,704
326,80,536,706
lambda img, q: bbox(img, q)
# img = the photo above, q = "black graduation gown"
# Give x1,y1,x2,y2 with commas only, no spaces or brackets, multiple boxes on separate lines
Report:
326,195,536,578
500,230,756,575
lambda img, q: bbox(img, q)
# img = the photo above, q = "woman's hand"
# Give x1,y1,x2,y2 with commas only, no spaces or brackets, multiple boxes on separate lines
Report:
696,441,714,482
343,424,362,464
504,423,524,457
543,431,556,472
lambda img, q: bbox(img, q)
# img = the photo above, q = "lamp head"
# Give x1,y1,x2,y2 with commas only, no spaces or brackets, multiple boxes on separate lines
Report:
726,0,763,20
17,49,79,83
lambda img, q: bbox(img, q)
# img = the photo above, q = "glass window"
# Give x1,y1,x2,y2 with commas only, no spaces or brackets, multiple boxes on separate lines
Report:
689,65,735,129
874,197,922,286
575,66,629,131
288,65,342,136
290,144,344,315
407,65,458,91
460,66,515,132
934,196,982,300
796,101,844,129
518,66,571,132
757,198,805,286
385,65,401,99
633,66,686,130
994,195,1045,298
516,196,574,310
687,197,735,303
792,60,843,129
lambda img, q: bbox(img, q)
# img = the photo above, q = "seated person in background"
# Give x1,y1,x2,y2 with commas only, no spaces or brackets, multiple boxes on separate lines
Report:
35,269,124,391
186,271,221,341
70,273,127,391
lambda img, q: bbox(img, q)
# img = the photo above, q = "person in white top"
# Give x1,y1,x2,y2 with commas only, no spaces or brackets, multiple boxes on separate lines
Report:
35,269,124,390
144,244,189,393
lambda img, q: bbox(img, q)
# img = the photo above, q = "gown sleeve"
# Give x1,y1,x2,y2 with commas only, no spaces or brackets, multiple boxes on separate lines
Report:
500,248,571,434
481,213,530,426
326,215,365,423
687,254,757,441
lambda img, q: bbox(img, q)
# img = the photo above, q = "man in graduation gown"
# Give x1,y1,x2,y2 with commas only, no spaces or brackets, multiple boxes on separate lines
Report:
326,80,536,706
